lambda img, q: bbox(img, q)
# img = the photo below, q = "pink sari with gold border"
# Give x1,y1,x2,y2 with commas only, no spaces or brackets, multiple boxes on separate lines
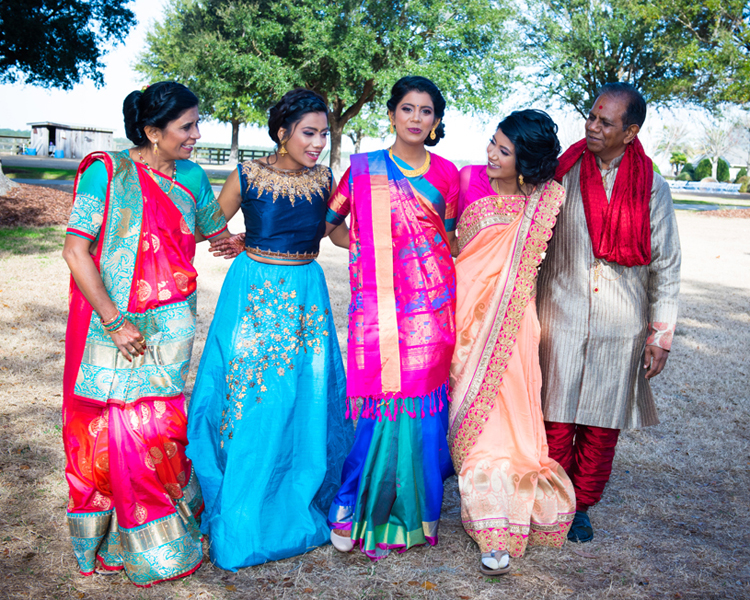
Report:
62,151,225,587
448,166,574,557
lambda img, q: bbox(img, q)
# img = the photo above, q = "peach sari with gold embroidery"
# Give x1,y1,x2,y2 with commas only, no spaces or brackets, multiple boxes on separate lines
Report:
448,165,574,557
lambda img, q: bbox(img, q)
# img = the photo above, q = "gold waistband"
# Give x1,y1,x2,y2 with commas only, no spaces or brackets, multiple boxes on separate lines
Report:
245,247,319,262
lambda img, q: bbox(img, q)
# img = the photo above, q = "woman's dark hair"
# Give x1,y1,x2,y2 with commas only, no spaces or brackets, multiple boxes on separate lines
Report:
386,76,446,147
267,88,328,145
496,109,561,185
123,81,199,146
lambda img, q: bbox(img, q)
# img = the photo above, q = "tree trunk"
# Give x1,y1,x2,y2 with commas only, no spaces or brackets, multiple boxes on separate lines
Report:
228,119,240,163
354,134,362,155
0,159,18,195
712,158,718,179
329,118,344,180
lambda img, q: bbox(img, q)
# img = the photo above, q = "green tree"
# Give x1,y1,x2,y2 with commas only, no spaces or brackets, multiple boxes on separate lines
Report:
0,0,136,89
137,0,517,173
670,151,688,176
522,0,749,115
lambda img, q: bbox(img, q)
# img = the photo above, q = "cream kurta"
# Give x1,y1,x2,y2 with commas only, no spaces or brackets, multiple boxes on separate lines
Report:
537,154,681,430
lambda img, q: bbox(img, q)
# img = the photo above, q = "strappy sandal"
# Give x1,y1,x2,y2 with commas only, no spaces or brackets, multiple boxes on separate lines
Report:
567,510,594,543
479,549,511,576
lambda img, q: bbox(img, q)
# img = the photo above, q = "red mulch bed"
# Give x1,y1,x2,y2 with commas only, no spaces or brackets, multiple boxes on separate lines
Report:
0,183,73,227
700,208,750,218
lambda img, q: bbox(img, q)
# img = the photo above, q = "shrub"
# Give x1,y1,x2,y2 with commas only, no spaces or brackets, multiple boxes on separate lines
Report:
735,167,747,182
694,158,713,180
717,158,730,182
737,175,750,193
681,163,696,180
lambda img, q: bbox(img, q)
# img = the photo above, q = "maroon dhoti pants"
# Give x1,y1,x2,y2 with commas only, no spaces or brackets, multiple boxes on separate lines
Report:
544,421,620,513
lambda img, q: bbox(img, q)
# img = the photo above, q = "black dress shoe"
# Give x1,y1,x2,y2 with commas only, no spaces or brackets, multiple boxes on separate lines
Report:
567,510,594,543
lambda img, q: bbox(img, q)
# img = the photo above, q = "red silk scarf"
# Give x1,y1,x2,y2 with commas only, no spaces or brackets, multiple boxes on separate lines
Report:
555,137,652,267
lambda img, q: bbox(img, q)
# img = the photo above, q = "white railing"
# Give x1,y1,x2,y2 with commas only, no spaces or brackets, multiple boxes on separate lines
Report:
668,180,742,193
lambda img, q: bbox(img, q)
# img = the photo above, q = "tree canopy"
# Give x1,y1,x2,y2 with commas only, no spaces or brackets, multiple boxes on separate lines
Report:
137,0,517,173
0,0,137,89
522,0,750,115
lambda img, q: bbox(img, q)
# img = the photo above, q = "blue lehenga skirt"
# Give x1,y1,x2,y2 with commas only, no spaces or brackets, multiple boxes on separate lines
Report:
186,253,353,571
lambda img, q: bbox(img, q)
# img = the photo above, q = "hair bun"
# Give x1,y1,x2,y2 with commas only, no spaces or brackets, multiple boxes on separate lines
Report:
267,88,328,145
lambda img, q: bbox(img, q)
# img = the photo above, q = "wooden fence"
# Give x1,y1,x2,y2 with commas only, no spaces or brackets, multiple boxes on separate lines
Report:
0,135,31,155
193,147,271,164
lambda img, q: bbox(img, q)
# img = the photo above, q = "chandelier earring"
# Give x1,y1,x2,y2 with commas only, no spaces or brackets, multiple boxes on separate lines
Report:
389,119,394,135
153,141,159,156
430,124,438,141
278,141,288,156
518,174,524,187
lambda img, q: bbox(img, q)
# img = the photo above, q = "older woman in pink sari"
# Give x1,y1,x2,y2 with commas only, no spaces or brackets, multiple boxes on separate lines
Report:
62,82,232,587
448,110,575,575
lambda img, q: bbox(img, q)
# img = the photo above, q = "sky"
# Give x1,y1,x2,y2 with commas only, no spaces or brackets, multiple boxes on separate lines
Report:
0,0,706,170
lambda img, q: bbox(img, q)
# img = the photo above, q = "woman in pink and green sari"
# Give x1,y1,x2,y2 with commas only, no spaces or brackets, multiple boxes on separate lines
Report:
449,110,575,576
326,76,458,560
61,82,231,587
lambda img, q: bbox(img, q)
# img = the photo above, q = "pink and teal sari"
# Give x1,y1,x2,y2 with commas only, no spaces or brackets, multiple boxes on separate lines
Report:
63,151,226,586
326,149,458,559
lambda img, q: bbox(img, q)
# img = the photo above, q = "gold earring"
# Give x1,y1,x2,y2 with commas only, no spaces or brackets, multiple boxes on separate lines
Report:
430,124,438,141
389,120,394,135
279,141,288,156
153,141,159,155
518,174,524,187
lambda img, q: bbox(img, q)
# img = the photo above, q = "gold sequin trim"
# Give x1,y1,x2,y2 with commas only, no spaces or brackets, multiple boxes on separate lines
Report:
457,195,529,253
246,247,319,261
450,182,564,473
240,160,331,205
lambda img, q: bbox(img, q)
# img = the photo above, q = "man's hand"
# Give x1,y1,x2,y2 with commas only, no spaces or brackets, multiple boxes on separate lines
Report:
644,345,669,379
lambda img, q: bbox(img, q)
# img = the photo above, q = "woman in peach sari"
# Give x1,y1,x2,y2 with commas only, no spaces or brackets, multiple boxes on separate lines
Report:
448,110,575,575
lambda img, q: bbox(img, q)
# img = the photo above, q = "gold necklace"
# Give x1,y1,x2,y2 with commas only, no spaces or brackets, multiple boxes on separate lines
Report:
138,150,177,193
388,147,431,177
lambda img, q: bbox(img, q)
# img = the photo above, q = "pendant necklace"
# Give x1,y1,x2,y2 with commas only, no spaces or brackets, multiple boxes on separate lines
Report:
139,149,177,193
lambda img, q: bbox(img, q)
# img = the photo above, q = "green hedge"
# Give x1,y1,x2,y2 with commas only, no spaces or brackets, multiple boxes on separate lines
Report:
695,158,712,180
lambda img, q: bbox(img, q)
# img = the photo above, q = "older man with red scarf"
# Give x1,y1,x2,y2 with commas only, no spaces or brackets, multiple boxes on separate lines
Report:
537,82,681,543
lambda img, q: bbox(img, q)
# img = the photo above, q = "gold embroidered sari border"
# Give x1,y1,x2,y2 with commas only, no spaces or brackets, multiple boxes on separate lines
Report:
449,182,564,473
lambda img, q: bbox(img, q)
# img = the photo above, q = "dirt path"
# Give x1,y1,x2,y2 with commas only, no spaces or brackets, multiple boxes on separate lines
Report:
0,211,748,599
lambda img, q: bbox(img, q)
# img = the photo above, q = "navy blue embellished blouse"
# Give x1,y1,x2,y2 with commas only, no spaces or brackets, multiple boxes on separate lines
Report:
239,160,333,261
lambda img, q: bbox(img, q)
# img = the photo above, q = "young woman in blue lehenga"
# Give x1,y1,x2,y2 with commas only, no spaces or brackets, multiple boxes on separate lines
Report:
186,88,353,571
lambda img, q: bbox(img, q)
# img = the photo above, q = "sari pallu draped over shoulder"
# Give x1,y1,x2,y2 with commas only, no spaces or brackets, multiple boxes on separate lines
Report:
449,180,563,471
347,150,456,419
63,151,224,587
448,176,573,557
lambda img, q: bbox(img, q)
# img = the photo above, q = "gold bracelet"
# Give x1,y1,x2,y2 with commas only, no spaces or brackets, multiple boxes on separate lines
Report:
109,321,128,334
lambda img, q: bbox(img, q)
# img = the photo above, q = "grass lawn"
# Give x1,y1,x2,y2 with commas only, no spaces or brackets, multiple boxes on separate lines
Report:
3,166,78,180
0,226,66,255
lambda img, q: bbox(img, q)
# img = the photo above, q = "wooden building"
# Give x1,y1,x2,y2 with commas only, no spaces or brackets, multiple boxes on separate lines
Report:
27,122,114,158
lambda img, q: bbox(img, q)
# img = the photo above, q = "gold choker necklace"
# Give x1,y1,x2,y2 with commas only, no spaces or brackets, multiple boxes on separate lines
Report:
388,147,431,177
139,150,176,193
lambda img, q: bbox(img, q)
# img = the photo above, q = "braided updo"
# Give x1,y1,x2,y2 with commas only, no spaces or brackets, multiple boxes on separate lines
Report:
386,76,446,146
267,88,328,145
123,82,199,147
496,110,561,185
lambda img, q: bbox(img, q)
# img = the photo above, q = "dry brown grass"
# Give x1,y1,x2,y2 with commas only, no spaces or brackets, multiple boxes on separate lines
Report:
1,211,748,600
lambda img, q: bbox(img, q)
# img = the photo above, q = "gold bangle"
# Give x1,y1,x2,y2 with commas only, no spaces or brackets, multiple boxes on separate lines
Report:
109,321,127,334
